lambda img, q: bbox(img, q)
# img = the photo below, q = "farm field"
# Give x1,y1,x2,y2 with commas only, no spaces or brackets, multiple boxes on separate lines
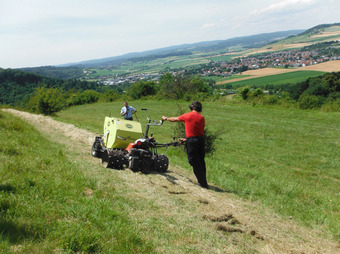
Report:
220,70,326,88
203,74,251,83
87,54,211,78
208,54,235,62
217,60,340,85
54,100,340,241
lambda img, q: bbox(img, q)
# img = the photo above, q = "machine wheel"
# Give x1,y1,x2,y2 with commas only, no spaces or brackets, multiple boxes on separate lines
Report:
101,150,110,168
110,150,126,170
102,150,126,169
129,157,140,172
91,140,102,158
154,154,169,173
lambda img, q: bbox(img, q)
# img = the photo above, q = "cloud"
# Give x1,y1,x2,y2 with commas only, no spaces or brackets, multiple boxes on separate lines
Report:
250,0,315,15
202,23,216,29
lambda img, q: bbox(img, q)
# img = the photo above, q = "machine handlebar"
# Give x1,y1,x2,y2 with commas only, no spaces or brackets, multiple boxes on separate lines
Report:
155,141,181,148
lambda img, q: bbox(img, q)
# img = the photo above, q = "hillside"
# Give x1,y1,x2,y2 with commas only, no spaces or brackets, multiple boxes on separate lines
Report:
0,68,118,107
246,23,340,56
59,30,304,68
2,102,339,252
17,23,340,83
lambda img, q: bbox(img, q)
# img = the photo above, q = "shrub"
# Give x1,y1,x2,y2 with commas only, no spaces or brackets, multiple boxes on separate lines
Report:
240,86,251,100
204,127,223,155
67,90,100,106
172,104,223,155
158,73,212,100
26,87,66,115
321,98,340,112
253,88,264,97
298,95,325,109
103,90,120,102
263,95,280,105
128,81,158,99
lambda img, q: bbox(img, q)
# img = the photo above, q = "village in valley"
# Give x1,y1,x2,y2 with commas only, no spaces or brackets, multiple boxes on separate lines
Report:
88,41,340,85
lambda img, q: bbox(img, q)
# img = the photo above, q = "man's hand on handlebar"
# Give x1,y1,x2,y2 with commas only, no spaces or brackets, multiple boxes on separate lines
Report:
178,138,186,144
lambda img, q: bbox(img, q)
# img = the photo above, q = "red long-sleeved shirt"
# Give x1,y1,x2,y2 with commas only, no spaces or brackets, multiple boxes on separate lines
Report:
178,111,205,138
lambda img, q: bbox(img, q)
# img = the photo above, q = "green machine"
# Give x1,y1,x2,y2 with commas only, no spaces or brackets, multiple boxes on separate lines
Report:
91,109,180,172
102,117,142,149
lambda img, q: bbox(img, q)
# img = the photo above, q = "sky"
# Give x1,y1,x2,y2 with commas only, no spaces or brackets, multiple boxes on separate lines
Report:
0,0,339,68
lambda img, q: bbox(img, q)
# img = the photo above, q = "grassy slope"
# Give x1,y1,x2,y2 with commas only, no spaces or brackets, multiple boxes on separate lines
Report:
0,111,154,253
227,70,326,88
55,100,340,239
3,109,285,253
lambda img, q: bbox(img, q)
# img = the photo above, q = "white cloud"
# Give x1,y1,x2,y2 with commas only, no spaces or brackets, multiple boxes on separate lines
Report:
202,23,216,29
250,0,315,15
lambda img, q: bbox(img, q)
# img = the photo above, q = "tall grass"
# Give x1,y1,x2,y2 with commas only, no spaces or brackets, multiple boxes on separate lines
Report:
1,110,266,253
55,100,340,239
0,111,153,253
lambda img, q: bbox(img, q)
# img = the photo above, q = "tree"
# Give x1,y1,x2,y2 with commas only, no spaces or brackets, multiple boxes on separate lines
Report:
26,87,66,115
159,73,212,100
127,81,158,99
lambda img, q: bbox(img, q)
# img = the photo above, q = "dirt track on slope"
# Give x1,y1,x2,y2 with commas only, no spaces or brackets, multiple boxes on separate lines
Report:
3,108,340,253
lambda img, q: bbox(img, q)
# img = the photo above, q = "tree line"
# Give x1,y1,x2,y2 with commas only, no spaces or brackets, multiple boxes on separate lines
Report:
239,72,340,111
1,68,339,115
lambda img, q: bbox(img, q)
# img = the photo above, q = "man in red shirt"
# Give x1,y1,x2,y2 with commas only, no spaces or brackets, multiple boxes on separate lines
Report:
162,101,208,189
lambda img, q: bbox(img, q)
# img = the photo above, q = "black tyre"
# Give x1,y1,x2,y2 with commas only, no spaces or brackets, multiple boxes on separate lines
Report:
154,154,169,173
91,140,102,158
101,150,110,168
102,150,126,169
110,150,126,170
129,157,140,172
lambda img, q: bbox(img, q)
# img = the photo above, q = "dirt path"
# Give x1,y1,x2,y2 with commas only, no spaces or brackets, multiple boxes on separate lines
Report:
3,108,340,253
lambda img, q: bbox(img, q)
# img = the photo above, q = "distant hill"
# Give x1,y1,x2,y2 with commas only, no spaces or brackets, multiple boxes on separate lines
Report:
260,23,340,51
0,68,101,106
299,22,340,36
17,23,340,80
59,30,304,68
19,66,84,80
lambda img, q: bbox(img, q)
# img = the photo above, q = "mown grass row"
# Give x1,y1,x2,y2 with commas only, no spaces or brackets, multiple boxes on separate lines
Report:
0,111,154,253
55,100,340,240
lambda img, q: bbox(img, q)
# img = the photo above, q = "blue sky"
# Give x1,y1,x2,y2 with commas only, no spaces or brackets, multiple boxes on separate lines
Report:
0,0,339,68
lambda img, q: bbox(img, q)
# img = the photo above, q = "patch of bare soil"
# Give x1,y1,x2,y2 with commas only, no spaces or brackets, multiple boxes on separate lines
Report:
4,108,340,253
299,60,340,72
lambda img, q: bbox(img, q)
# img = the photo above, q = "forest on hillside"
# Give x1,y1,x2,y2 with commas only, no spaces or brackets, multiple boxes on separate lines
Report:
1,68,339,115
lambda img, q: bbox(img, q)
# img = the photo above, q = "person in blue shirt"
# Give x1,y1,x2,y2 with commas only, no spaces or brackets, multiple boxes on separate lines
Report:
120,101,137,120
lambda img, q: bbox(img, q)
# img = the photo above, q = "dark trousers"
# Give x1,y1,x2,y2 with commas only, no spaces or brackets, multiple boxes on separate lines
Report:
125,117,133,121
186,136,208,187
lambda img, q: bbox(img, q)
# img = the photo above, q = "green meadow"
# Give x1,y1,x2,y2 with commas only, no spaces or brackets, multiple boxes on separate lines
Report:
54,100,340,240
227,70,326,88
0,111,154,253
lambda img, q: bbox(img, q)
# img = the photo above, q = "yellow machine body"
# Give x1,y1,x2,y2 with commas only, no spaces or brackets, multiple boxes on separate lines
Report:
102,117,142,149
